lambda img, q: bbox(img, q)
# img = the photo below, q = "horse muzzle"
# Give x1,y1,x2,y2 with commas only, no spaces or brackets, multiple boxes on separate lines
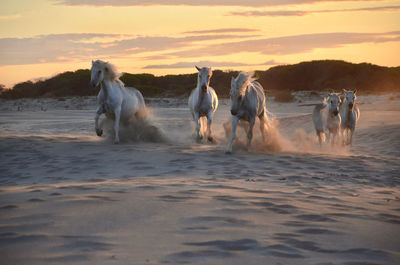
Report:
90,81,97,88
231,110,238,116
201,85,207,92
348,103,354,108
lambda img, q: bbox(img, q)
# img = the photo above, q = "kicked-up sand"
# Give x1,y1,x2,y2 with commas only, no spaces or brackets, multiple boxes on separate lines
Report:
0,94,399,265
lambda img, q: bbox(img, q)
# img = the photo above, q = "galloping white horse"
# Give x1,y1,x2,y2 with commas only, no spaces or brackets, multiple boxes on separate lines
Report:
340,89,360,145
90,60,146,144
312,93,342,146
226,72,268,154
188,66,219,142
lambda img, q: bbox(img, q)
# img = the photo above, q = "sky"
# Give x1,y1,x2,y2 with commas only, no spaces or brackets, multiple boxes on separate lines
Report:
0,0,399,87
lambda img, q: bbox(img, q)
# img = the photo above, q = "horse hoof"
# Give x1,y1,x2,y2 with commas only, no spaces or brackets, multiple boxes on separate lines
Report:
114,139,120,144
225,150,232,155
96,129,103,136
196,135,203,143
208,136,216,143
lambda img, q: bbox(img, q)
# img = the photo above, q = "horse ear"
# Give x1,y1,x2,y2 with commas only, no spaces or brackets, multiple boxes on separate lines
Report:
92,60,94,65
195,66,201,72
353,89,357,94
105,66,108,72
231,77,235,87
342,88,347,93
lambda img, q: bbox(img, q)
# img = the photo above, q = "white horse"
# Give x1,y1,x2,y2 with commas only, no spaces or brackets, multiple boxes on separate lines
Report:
312,93,342,146
226,72,268,154
90,60,146,144
188,66,219,142
340,89,360,145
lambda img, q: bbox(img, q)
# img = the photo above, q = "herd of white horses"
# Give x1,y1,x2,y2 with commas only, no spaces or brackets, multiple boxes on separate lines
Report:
90,60,360,153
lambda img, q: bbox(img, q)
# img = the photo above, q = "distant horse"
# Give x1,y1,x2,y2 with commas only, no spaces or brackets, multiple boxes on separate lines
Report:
226,72,268,154
188,66,219,142
340,89,360,145
312,93,342,146
90,60,146,144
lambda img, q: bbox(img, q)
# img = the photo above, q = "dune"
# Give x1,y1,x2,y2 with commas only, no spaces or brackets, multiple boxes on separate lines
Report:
0,93,399,265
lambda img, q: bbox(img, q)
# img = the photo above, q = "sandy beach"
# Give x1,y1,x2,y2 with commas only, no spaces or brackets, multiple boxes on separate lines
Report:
0,93,399,265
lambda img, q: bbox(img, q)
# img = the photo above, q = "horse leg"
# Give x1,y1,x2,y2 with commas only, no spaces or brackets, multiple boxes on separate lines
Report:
194,112,202,141
226,116,239,154
349,128,354,146
317,131,322,147
340,129,345,146
327,131,332,146
113,106,121,144
331,131,337,147
247,118,255,152
95,106,103,136
206,111,215,143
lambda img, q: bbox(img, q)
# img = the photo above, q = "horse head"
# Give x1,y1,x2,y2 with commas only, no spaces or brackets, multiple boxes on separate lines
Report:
196,66,212,94
342,89,357,110
230,72,252,116
90,60,119,88
327,93,341,116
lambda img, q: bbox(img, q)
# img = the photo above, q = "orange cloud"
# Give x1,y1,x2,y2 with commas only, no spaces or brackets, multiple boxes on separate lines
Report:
53,0,392,7
228,5,400,17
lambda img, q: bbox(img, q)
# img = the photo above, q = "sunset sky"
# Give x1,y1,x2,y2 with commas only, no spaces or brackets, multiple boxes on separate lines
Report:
0,0,399,87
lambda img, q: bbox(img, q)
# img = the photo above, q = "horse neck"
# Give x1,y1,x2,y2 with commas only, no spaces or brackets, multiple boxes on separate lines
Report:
242,85,251,101
195,83,205,104
101,78,121,97
343,100,355,116
196,77,201,90
328,105,335,117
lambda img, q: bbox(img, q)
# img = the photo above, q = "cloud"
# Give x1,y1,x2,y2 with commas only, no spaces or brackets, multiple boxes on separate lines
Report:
1,31,399,67
228,5,400,17
0,14,22,20
164,31,400,58
91,34,259,56
0,33,256,66
143,60,280,69
0,33,124,66
263,60,280,65
52,0,390,7
182,28,259,35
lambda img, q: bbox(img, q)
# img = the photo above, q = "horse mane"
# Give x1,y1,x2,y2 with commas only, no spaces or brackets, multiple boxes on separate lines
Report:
93,60,123,84
234,72,257,96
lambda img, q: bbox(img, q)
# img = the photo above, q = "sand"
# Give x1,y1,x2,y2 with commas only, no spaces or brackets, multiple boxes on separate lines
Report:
0,93,399,265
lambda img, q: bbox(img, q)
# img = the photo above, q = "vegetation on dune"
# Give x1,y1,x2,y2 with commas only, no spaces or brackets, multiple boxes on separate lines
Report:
1,60,399,100
272,90,295,102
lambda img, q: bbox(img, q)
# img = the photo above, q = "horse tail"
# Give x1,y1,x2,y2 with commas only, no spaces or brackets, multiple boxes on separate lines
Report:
354,105,360,121
132,89,147,120
135,89,146,108
210,87,219,112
